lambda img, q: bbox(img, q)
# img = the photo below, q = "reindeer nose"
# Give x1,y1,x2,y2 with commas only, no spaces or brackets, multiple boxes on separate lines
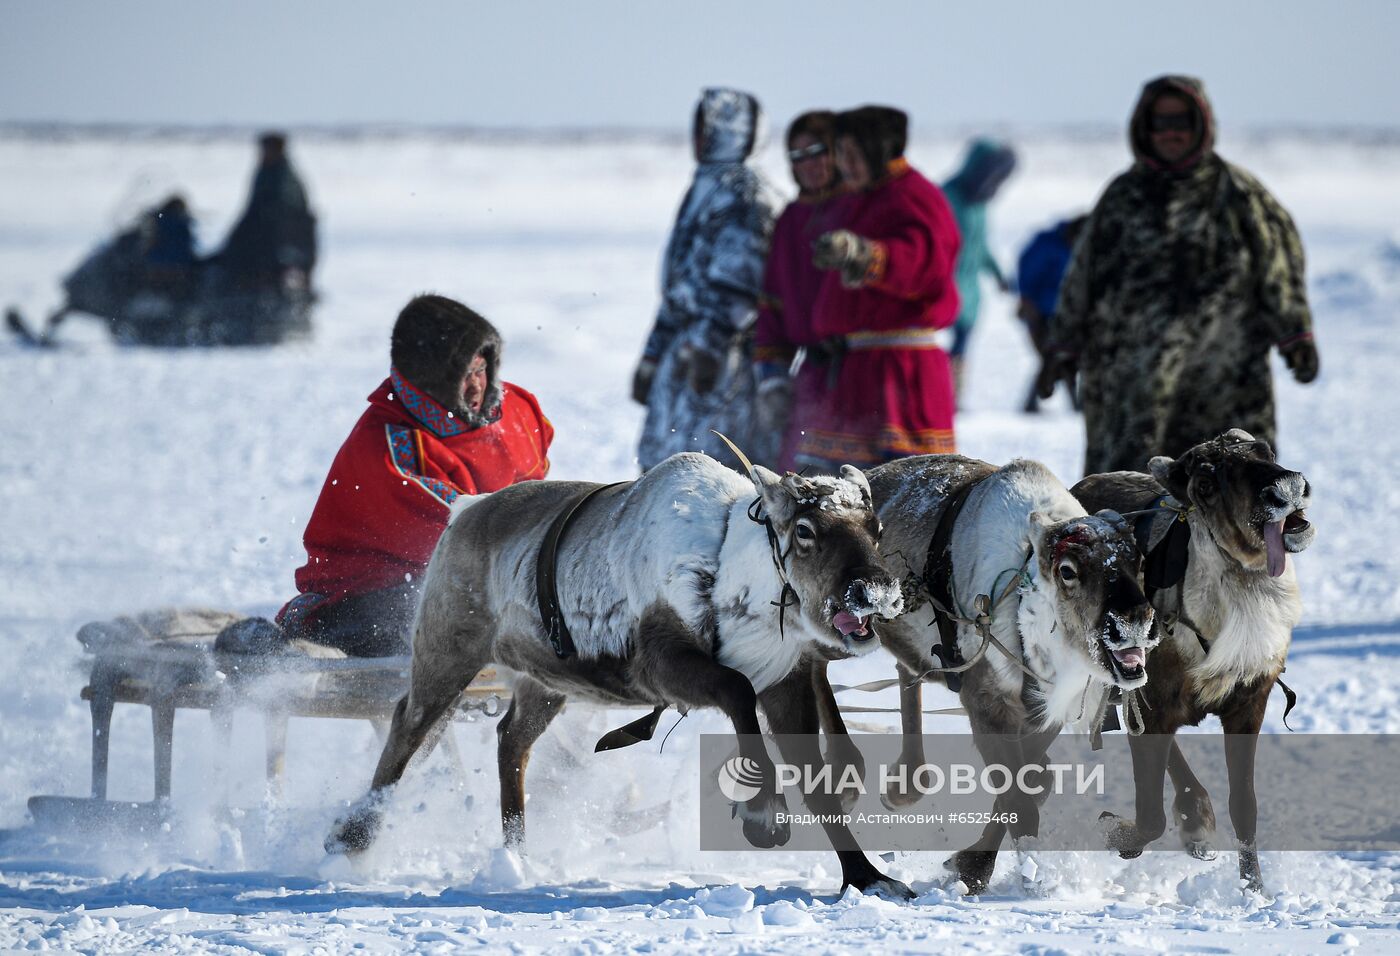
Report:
1263,486,1290,509
847,568,895,608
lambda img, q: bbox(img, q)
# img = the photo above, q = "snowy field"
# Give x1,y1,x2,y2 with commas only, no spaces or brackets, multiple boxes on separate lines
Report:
1,126,1398,953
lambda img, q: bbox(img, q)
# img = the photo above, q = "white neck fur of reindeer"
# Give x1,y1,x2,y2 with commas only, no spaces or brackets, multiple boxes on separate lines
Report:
1172,510,1302,707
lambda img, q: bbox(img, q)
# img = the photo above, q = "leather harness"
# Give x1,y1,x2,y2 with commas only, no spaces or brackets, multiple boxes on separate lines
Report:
534,479,667,752
536,481,630,659
922,473,994,694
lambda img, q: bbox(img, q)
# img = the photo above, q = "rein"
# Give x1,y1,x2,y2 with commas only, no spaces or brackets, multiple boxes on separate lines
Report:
747,495,800,640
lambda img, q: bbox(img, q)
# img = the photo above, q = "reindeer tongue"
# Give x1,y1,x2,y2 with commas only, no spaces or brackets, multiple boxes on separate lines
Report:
1111,647,1145,670
1264,520,1287,577
833,611,869,637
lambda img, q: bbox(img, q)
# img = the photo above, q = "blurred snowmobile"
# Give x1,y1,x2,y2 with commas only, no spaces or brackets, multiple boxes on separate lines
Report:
7,133,318,348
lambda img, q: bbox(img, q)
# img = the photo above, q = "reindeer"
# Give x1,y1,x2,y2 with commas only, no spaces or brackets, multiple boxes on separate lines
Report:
816,455,1157,894
325,450,912,897
1072,429,1315,893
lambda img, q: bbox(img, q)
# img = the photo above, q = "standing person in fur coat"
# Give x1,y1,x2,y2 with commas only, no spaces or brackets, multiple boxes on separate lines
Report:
632,88,778,471
800,106,962,469
753,110,845,470
1040,75,1318,474
273,294,553,656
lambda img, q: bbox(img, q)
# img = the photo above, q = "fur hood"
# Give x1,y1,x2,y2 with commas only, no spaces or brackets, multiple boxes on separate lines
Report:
834,106,909,185
389,294,503,428
694,88,763,164
1130,74,1217,174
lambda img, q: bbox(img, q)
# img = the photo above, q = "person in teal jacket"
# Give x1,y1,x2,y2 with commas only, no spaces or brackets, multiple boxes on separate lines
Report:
943,138,1017,396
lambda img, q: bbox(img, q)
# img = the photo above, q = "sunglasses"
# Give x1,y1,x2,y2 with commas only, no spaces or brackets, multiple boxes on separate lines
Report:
787,142,828,163
1149,113,1195,133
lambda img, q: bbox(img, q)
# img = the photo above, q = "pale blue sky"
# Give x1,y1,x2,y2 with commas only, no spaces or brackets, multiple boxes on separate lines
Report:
2,0,1397,130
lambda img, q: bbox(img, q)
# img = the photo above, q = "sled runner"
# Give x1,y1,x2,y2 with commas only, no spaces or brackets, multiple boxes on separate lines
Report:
27,608,507,831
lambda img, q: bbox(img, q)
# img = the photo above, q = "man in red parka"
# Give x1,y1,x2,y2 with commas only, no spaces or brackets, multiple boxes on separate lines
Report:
275,293,553,656
801,106,961,468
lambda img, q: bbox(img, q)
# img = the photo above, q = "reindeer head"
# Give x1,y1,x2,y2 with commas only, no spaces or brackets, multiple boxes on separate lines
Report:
1150,429,1314,578
1029,510,1156,689
748,464,904,655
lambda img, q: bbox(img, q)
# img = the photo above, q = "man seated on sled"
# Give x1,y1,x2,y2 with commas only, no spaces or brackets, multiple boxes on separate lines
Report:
265,294,554,657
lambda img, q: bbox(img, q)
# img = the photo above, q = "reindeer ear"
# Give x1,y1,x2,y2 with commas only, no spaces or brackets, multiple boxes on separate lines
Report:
839,464,873,506
1149,455,1177,487
1095,508,1129,532
1027,511,1057,556
756,466,797,525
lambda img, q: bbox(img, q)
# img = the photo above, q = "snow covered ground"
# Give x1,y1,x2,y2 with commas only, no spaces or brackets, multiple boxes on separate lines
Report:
2,126,1398,953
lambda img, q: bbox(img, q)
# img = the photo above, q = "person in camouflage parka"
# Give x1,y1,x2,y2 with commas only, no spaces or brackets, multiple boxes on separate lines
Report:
632,88,779,471
1040,76,1320,475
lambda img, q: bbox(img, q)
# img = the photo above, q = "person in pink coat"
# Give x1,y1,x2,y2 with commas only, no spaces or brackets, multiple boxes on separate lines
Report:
752,110,845,470
801,106,962,468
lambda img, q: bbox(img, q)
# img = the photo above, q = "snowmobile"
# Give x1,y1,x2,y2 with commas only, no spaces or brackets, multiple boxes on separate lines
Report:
6,198,315,349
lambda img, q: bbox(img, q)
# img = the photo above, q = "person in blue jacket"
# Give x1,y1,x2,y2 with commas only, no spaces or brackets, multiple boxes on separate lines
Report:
943,138,1017,397
1016,214,1088,412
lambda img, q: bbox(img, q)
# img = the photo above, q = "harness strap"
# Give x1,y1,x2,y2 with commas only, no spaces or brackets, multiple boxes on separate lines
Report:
1132,496,1193,600
536,481,630,658
922,474,993,693
594,706,667,753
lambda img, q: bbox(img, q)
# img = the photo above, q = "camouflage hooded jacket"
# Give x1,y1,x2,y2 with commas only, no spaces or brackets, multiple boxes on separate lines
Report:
1054,76,1313,475
637,88,778,471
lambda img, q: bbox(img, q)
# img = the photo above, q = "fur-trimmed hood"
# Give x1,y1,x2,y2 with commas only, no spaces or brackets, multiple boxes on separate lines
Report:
1130,74,1216,174
389,294,503,428
694,88,763,164
835,106,909,185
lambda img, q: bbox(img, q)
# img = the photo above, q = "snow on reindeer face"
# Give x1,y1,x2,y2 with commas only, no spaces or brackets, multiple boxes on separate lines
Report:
753,464,903,656
1031,511,1156,689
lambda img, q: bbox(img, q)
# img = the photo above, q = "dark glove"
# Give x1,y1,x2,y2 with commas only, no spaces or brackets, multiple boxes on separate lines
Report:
686,348,722,395
813,230,875,288
1035,350,1077,400
1279,338,1319,384
756,377,794,435
631,357,657,405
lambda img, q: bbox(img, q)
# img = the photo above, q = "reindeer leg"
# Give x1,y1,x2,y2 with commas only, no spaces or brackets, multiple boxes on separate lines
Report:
629,607,782,848
761,668,913,900
325,624,490,855
1100,731,1173,858
885,663,928,809
1167,740,1218,860
497,676,567,851
810,659,865,812
948,725,1058,894
1221,696,1268,893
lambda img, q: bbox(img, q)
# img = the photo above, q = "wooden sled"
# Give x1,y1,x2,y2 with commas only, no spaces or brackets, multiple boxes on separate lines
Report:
28,608,509,831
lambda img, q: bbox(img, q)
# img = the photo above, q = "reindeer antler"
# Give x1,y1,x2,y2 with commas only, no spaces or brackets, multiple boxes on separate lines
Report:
711,430,760,484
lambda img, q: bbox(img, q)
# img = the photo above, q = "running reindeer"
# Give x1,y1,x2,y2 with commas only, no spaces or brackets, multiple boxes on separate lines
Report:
326,449,912,897
1074,429,1315,893
818,455,1158,894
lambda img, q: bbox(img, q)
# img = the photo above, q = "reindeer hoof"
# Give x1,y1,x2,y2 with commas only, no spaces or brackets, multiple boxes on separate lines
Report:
1098,810,1146,859
325,806,381,855
945,850,995,895
1239,845,1264,894
737,791,790,849
845,873,915,901
1186,840,1218,861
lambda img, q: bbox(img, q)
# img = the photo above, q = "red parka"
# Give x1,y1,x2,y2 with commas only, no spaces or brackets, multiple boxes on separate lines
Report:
798,159,962,465
278,370,552,625
754,192,847,469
